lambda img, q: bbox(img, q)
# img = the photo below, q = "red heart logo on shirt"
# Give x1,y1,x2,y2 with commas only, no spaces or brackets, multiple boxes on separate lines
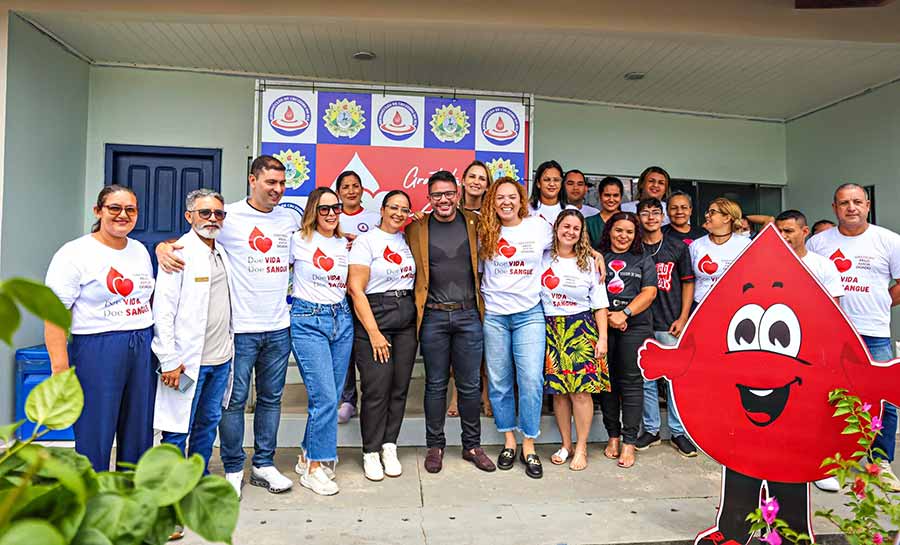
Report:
313,248,335,271
497,238,516,258
698,254,719,275
829,250,852,273
383,246,403,265
114,277,134,297
541,268,560,290
254,236,273,253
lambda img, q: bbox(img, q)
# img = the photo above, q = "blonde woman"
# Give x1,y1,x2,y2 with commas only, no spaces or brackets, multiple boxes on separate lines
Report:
289,187,352,496
541,209,609,471
689,197,751,305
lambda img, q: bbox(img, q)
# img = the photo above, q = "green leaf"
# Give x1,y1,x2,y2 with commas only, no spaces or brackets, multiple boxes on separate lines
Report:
72,528,114,545
16,444,86,502
0,519,65,545
143,506,177,545
3,278,71,331
24,368,83,430
80,491,157,545
97,471,134,494
842,424,861,434
0,292,20,346
3,483,58,520
0,421,23,443
177,475,238,544
134,446,203,506
833,406,851,417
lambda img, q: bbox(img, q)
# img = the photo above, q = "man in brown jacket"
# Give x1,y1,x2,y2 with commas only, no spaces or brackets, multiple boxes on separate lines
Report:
406,170,495,474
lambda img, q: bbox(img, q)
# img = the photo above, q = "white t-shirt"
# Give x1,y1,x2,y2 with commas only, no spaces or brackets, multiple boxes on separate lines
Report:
622,200,670,225
481,216,553,315
689,234,751,303
574,203,601,218
348,227,415,294
528,202,576,225
808,224,900,337
341,208,381,237
291,231,349,305
540,253,609,317
45,235,154,335
216,200,301,333
801,251,844,299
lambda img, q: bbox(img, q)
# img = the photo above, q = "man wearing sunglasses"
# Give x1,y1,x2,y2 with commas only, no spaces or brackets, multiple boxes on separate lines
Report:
406,171,495,474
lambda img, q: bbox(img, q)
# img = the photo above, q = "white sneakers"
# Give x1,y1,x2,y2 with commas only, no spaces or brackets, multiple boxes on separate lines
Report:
249,465,294,493
876,459,900,492
300,466,340,496
225,471,244,500
813,477,840,493
381,443,402,477
363,452,385,481
294,453,336,480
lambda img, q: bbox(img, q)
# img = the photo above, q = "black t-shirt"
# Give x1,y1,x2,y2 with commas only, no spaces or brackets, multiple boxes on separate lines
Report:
642,234,695,331
662,224,708,246
427,213,476,305
603,250,657,328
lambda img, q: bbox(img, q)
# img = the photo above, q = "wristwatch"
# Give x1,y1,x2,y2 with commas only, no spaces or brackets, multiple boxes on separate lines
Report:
622,307,633,317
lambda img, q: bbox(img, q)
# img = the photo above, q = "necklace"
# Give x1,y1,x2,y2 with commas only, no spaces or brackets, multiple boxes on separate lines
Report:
642,239,662,257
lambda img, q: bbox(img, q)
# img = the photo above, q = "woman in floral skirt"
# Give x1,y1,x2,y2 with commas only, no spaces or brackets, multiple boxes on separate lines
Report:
540,209,609,471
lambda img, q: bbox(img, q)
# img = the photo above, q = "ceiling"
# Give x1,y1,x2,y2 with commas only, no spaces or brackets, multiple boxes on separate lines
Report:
15,1,900,121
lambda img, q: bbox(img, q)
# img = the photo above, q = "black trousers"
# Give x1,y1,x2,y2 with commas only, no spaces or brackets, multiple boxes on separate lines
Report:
600,325,650,444
354,293,418,454
420,307,483,450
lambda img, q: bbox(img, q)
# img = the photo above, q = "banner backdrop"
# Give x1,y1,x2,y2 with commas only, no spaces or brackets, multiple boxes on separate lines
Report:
257,84,530,220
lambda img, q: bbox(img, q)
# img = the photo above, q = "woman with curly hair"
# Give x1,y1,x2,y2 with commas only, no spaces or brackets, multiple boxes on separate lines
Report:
478,177,553,479
540,209,609,471
598,212,657,469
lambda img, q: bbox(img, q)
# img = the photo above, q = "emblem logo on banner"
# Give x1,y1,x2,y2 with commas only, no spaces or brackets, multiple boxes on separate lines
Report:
430,104,470,143
485,157,520,181
323,98,366,138
272,149,311,190
481,106,519,146
268,95,312,137
377,100,418,141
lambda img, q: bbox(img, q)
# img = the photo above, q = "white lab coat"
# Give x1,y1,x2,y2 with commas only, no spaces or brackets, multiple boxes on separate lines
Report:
151,230,235,434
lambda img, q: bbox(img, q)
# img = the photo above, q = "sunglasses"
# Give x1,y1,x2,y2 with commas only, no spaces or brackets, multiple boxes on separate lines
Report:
103,204,138,217
189,208,227,220
317,203,343,216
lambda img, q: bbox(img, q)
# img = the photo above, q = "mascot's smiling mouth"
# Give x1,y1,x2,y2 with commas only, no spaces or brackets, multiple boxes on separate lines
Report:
736,377,802,427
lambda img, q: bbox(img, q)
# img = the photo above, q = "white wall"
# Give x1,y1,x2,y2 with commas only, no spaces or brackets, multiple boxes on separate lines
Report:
534,99,787,184
83,67,256,229
1,15,89,422
786,80,900,341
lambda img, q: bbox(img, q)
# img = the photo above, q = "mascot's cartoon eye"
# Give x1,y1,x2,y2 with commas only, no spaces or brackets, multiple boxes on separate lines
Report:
759,304,801,358
726,304,765,352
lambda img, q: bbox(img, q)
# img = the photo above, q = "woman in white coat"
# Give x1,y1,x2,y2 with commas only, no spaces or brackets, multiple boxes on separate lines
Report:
152,189,235,474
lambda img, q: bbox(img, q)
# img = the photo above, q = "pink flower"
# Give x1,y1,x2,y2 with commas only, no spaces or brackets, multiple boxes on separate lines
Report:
862,402,872,413
872,416,883,433
761,497,779,525
853,476,866,499
874,533,884,545
761,530,782,545
866,463,881,476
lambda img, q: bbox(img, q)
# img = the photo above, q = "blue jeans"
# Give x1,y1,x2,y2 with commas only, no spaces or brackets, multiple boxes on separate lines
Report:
483,303,546,439
218,327,291,473
162,361,231,474
864,335,896,462
642,332,686,437
290,298,353,462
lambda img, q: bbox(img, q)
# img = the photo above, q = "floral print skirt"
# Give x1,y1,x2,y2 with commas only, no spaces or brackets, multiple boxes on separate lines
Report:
543,310,610,394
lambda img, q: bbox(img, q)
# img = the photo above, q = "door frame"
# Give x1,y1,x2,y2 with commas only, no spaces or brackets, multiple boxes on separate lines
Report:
103,144,223,191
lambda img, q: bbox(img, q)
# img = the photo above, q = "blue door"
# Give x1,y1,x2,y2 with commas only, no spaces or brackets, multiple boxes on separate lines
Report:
105,144,222,270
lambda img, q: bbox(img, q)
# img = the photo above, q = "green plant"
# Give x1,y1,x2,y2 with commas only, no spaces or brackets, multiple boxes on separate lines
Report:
748,389,899,545
0,277,239,544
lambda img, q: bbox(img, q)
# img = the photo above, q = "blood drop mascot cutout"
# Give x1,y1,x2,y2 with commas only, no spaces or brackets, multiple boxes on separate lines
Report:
639,225,900,544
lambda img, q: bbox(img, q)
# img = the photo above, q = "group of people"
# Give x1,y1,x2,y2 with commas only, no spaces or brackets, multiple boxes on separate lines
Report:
43,156,900,510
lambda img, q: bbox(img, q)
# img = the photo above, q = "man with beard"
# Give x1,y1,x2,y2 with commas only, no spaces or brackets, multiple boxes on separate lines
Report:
407,171,495,474
152,189,234,540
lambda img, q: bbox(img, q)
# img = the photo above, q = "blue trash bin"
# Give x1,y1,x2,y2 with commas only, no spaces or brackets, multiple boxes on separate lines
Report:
15,344,75,440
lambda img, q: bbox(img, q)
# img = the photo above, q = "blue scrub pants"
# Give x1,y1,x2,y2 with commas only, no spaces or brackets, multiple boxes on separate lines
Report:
69,326,156,472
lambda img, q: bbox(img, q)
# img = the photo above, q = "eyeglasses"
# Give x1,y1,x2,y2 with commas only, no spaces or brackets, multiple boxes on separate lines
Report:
317,203,343,216
705,209,726,217
429,190,458,200
189,208,227,220
639,210,664,218
384,204,412,215
103,204,138,217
